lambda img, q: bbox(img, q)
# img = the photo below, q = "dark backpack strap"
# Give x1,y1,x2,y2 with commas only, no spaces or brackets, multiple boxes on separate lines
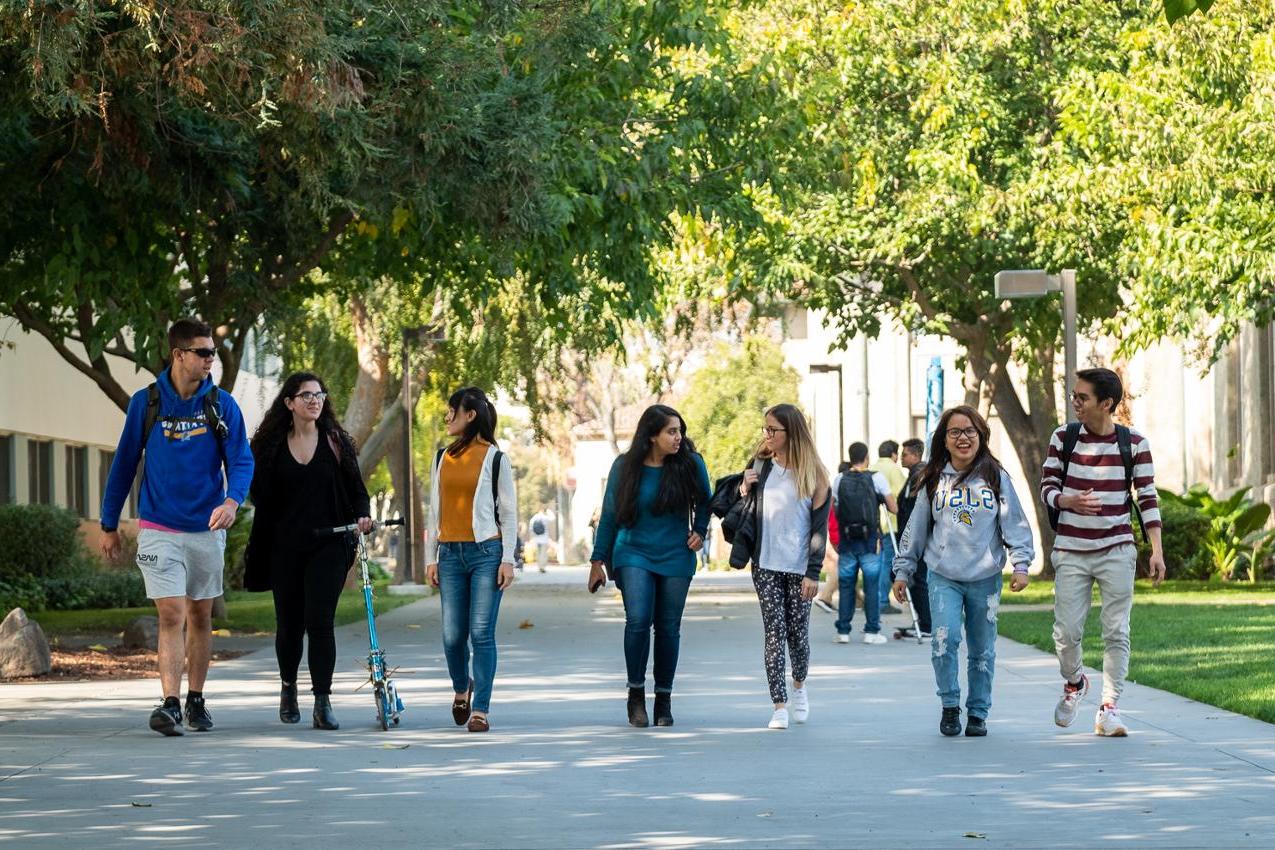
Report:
491,449,504,527
1115,425,1147,540
1047,422,1083,531
203,387,228,469
141,383,161,451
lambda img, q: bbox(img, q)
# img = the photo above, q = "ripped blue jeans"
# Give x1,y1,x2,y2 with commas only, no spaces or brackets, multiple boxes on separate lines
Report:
928,571,1002,720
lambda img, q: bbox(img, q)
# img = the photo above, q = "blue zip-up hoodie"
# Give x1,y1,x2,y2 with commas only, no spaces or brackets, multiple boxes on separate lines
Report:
100,370,254,532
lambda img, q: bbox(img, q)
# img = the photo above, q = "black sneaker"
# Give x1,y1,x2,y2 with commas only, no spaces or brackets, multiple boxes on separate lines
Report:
965,715,987,737
184,695,214,732
149,702,185,737
939,706,961,737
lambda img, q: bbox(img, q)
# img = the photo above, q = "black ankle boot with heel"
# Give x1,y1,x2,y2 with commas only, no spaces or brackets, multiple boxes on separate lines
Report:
313,695,340,730
653,693,673,727
280,682,300,724
627,687,649,728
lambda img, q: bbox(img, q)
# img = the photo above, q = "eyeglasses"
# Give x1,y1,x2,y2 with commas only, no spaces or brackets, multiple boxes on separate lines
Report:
180,347,217,359
763,426,787,437
293,391,328,403
945,427,979,440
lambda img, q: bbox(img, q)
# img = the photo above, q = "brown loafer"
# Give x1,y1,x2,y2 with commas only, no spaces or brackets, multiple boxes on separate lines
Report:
467,714,489,733
452,681,473,726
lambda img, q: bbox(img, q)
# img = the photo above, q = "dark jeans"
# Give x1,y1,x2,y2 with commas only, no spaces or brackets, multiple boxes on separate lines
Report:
835,547,882,635
617,567,691,694
272,540,351,695
911,560,932,634
438,539,504,713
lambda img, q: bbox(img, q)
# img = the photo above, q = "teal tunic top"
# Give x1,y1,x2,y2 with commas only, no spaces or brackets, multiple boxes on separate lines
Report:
590,454,713,578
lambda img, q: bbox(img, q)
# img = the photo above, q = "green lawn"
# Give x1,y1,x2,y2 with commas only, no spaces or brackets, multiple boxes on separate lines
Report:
1000,578,1275,605
998,599,1275,724
31,588,420,636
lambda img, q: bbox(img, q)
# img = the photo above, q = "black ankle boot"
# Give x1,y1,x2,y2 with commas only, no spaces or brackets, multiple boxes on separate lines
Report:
939,706,961,737
653,692,673,727
313,694,340,730
627,687,649,728
280,682,300,724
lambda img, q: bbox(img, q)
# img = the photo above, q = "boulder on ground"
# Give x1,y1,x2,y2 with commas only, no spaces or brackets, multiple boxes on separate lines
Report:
122,616,160,650
0,608,52,678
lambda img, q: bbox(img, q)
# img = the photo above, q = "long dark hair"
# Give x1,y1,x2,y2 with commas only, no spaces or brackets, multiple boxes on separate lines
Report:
446,386,498,456
614,404,703,527
916,405,1002,500
250,372,360,480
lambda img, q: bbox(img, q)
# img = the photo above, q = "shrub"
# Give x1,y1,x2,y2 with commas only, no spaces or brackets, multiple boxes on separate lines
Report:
1157,485,1275,581
40,552,148,610
1137,498,1212,579
0,504,82,580
0,573,47,613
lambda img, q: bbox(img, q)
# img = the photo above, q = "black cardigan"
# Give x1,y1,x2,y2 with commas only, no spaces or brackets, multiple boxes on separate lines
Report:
735,458,831,580
243,430,371,592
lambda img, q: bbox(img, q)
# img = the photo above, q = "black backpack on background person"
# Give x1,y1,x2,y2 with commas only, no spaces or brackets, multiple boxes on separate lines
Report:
836,470,881,540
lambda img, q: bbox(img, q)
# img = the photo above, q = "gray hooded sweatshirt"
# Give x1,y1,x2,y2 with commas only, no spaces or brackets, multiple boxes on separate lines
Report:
892,464,1035,584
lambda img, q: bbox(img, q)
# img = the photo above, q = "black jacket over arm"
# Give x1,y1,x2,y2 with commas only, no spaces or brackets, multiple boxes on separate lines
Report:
243,430,371,592
732,458,831,580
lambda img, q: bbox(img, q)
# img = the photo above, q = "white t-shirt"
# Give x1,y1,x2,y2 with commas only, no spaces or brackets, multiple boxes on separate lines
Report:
759,462,812,575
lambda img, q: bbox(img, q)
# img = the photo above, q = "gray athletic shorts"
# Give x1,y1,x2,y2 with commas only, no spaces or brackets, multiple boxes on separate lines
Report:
135,528,226,600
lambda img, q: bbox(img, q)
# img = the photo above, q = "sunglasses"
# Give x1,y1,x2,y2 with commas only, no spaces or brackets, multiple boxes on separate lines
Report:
180,347,218,359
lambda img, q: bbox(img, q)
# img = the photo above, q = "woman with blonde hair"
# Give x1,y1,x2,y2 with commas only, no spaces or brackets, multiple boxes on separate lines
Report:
738,403,831,729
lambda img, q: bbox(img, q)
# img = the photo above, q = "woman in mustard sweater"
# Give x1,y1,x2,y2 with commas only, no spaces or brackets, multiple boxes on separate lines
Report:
425,387,517,733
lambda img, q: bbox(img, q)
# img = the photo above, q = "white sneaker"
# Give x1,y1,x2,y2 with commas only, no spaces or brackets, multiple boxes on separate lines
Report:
1054,674,1089,728
767,708,789,730
836,633,850,644
813,598,835,614
790,687,809,723
862,633,887,645
1095,705,1128,737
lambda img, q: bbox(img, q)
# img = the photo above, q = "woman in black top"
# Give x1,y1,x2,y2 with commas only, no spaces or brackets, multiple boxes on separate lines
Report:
245,372,371,730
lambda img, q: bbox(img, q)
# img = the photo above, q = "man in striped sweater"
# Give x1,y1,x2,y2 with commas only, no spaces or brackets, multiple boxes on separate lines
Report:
1040,368,1166,737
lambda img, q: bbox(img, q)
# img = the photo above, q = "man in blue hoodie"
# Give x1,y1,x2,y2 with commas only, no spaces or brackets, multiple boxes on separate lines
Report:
100,319,254,736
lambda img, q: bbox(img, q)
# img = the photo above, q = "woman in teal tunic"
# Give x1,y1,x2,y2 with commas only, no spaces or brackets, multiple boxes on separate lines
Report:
589,404,712,728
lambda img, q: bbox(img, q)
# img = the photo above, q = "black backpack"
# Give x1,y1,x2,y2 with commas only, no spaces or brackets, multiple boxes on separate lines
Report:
531,516,546,536
141,382,228,465
1047,422,1146,538
835,470,880,540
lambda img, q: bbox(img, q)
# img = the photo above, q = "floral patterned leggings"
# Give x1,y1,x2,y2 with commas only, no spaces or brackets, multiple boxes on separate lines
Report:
752,566,812,704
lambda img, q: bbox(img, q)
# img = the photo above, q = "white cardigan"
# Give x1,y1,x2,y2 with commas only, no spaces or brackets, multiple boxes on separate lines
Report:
425,444,518,565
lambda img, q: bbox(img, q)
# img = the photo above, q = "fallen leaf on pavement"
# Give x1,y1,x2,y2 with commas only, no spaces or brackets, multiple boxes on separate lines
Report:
87,644,108,652
131,802,152,808
963,833,986,840
381,743,410,749
212,629,231,637
519,620,534,629
407,624,421,629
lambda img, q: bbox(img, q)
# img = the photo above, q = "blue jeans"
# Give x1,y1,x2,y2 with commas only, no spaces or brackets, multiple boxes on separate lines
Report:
928,571,1001,719
437,539,504,713
879,531,896,608
835,548,882,635
617,567,692,693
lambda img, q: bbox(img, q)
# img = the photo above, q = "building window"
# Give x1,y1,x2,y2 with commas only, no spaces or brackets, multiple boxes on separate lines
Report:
98,449,114,516
65,445,88,518
28,439,53,505
0,434,12,504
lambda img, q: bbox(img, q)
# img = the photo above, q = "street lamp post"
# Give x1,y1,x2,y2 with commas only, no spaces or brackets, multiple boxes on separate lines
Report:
809,363,845,462
994,268,1079,423
401,324,446,583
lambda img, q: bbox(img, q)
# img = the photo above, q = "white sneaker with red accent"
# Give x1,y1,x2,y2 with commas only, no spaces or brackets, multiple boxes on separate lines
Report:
1095,704,1128,737
1054,674,1089,728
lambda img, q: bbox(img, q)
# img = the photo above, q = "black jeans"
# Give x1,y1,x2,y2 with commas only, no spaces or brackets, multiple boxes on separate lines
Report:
271,540,350,695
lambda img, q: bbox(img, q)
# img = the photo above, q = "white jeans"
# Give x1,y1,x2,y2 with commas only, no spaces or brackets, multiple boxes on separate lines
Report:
1051,544,1136,705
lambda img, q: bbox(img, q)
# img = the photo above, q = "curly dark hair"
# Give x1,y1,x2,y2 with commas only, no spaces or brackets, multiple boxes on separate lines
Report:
250,372,360,485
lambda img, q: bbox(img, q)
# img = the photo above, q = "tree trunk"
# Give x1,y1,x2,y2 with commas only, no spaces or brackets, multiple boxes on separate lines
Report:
342,293,390,447
386,430,425,584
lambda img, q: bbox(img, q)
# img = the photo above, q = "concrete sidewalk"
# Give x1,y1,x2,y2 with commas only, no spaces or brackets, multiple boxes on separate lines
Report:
1,580,1272,848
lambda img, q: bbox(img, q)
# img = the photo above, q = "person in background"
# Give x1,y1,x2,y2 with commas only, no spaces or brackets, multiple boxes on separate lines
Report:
893,438,931,638
871,440,907,614
831,443,898,645
813,462,851,615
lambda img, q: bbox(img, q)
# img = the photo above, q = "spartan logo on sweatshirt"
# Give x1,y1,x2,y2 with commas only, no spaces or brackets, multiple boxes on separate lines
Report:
935,485,997,527
161,412,212,442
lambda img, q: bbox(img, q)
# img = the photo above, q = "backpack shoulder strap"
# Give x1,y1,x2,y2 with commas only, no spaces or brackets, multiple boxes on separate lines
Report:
1059,422,1082,478
433,447,446,474
1115,425,1147,539
490,449,504,516
141,383,161,452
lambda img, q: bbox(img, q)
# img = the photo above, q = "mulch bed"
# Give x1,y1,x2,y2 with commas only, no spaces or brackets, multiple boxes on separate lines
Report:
6,647,251,682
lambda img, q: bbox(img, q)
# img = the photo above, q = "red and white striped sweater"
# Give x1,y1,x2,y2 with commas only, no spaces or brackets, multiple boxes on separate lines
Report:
1039,424,1162,553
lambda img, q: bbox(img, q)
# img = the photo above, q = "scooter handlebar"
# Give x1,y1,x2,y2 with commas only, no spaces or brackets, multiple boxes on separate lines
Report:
313,517,406,538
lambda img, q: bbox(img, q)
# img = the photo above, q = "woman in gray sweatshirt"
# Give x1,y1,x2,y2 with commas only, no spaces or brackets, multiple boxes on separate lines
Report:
892,405,1034,737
